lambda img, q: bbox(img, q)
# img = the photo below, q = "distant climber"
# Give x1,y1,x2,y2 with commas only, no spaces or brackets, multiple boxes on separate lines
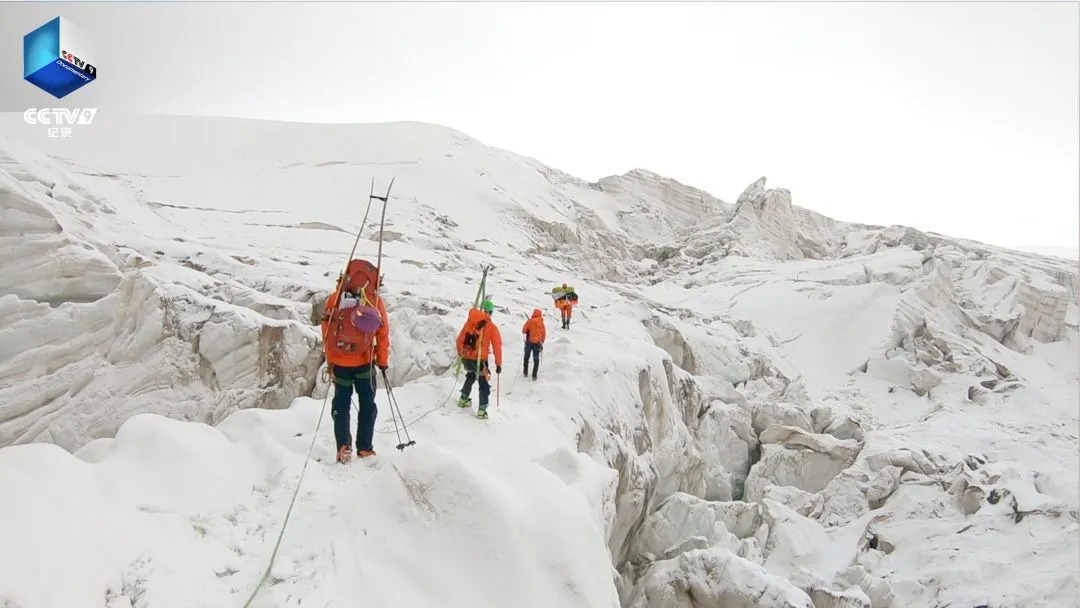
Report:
521,308,546,380
456,298,503,419
320,258,391,463
551,283,579,329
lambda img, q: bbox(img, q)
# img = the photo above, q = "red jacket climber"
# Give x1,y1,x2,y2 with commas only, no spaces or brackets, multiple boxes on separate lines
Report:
521,308,546,380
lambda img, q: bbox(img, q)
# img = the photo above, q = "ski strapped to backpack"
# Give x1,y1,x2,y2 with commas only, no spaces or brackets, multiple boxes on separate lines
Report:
322,177,395,367
363,178,415,451
365,178,415,452
452,263,495,378
321,178,390,348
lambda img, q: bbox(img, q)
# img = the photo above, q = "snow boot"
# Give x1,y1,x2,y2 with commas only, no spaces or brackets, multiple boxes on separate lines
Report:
336,445,353,464
476,407,489,419
357,449,376,458
457,397,472,408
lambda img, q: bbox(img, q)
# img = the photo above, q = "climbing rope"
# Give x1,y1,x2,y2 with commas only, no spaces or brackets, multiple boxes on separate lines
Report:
240,390,332,608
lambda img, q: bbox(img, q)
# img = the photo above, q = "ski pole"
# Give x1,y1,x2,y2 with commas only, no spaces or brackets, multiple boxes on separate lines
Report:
387,388,404,448
382,368,415,451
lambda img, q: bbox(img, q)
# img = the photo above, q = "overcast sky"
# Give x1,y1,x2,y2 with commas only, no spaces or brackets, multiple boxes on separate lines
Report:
1,1,1076,250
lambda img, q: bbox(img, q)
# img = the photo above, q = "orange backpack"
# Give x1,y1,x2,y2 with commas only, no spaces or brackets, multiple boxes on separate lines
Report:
459,307,489,358
324,259,383,362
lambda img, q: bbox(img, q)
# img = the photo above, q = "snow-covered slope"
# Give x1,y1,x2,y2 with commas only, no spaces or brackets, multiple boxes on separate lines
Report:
0,113,1076,608
1012,246,1080,261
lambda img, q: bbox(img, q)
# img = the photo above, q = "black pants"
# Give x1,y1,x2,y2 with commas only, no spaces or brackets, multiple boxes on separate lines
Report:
461,358,491,408
523,342,541,378
330,364,378,452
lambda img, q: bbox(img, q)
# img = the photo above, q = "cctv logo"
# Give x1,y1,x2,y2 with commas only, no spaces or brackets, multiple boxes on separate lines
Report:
61,51,96,78
24,17,98,99
23,108,98,125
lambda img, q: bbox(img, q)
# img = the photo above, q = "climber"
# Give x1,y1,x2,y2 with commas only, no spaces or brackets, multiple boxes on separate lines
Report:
320,259,391,463
456,298,503,419
551,283,579,329
521,308,546,380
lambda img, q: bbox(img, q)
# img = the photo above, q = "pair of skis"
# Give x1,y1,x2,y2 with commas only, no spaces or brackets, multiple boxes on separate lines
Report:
452,262,495,379
333,177,393,292
326,177,416,453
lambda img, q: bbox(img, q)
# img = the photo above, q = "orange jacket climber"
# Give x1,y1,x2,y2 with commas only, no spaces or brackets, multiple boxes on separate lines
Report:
522,308,546,345
456,304,503,367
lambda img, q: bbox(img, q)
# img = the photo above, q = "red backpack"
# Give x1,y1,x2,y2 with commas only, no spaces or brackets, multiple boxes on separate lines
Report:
324,259,384,362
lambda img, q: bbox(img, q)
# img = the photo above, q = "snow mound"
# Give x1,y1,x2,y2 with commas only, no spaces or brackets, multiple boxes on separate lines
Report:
0,406,619,607
0,113,1076,608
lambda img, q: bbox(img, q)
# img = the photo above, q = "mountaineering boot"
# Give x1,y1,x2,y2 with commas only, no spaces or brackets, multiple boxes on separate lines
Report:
476,408,489,419
336,445,353,464
457,397,472,408
357,449,377,458
532,374,537,381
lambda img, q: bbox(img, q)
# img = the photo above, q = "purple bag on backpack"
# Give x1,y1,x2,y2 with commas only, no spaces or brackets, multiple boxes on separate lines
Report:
350,304,383,334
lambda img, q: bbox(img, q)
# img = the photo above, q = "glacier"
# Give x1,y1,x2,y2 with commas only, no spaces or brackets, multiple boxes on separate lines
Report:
0,113,1077,608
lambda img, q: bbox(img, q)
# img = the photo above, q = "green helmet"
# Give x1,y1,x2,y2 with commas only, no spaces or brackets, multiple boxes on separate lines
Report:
481,299,495,313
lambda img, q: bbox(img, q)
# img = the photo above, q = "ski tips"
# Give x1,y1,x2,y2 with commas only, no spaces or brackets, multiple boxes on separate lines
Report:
371,177,394,203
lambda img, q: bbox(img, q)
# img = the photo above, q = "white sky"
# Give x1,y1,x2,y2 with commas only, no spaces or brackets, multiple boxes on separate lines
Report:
1,1,1077,249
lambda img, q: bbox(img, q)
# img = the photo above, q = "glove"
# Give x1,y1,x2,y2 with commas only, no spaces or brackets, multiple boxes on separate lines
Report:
496,365,502,374
377,363,388,371
539,343,544,350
